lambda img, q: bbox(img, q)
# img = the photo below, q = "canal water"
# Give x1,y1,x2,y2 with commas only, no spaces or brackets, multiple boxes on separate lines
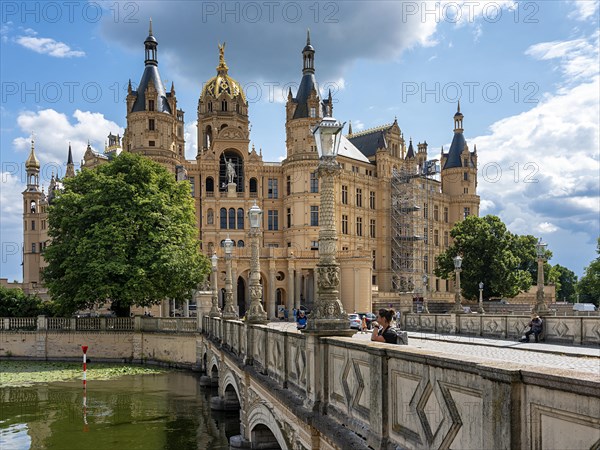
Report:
0,369,240,449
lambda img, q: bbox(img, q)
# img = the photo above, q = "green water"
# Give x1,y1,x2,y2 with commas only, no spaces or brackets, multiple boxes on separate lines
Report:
0,365,239,449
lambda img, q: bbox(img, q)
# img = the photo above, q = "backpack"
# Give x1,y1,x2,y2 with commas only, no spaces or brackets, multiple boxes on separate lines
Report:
391,328,409,345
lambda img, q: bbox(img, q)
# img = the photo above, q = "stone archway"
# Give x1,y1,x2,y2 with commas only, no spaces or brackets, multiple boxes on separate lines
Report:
246,402,288,450
237,276,247,317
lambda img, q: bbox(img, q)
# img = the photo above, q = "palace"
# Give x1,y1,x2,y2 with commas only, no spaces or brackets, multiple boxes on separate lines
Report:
21,23,479,317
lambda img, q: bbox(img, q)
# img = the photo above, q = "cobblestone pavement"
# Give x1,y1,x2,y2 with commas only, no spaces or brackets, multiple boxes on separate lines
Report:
267,322,600,376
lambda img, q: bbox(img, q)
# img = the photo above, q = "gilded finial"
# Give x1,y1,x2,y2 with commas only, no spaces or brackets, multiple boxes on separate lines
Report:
217,42,228,73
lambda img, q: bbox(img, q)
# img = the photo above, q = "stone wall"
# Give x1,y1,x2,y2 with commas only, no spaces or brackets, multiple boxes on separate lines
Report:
2,316,599,449
403,313,600,346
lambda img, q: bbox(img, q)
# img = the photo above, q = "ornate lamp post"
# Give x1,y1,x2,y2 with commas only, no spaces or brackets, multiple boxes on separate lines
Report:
478,281,485,314
533,238,549,315
209,252,221,317
306,116,348,331
451,255,464,313
222,236,238,319
422,274,430,313
246,202,267,323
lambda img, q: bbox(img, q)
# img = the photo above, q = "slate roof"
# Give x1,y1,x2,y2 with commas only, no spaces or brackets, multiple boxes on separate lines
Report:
443,132,466,169
347,126,391,158
131,65,171,114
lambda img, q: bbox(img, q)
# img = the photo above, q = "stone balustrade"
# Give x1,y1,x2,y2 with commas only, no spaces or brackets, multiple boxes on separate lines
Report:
1,315,599,449
402,313,600,346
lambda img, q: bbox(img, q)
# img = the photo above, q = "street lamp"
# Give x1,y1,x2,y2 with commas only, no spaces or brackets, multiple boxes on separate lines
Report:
209,252,221,317
222,235,238,319
246,202,267,323
478,281,485,314
534,238,549,315
306,116,348,331
451,255,464,313
422,274,430,313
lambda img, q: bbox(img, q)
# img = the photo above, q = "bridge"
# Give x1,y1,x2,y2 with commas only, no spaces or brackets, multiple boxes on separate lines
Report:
1,315,599,449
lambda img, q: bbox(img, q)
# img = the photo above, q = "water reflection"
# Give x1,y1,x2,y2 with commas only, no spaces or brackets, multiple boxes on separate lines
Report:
0,370,241,450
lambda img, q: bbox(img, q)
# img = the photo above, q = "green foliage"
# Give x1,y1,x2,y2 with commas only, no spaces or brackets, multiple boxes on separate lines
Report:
43,153,210,316
549,264,578,302
577,238,600,305
0,286,57,317
434,215,540,300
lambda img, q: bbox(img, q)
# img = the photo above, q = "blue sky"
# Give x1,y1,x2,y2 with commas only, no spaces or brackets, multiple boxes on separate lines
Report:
1,1,598,283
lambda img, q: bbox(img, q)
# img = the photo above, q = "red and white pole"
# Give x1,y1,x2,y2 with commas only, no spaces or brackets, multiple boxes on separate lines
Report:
82,345,88,388
82,345,89,431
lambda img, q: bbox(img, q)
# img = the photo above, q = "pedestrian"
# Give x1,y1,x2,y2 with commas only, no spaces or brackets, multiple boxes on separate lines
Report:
371,308,397,344
297,310,307,330
292,308,297,322
520,314,543,343
360,316,368,333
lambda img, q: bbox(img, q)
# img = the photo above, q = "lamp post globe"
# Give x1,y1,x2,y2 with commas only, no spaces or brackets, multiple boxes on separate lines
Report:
247,202,267,323
451,255,464,313
222,235,238,319
306,116,350,332
209,252,221,317
534,238,549,315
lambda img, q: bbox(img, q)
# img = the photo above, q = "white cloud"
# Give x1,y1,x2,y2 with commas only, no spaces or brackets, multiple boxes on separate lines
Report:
525,32,599,82
184,120,198,160
0,172,24,226
15,35,85,58
537,222,559,233
568,0,600,21
13,109,124,173
470,30,599,272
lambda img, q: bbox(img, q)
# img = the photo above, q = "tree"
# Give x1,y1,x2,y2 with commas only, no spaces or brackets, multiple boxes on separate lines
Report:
434,215,539,300
549,264,578,303
577,238,600,305
0,286,56,317
43,153,210,316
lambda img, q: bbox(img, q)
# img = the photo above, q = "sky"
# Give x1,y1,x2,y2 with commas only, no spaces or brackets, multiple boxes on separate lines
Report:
1,0,599,282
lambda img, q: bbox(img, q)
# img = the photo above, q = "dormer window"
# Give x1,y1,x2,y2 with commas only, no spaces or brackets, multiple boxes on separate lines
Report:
208,102,213,112
148,100,155,111
222,101,228,111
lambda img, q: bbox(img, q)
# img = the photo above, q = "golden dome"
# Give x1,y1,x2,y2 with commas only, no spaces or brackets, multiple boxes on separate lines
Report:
26,139,40,170
201,43,246,103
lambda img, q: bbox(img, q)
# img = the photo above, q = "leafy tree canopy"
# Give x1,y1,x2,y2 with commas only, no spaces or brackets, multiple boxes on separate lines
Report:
434,215,547,300
549,264,578,303
0,286,57,317
577,238,600,305
43,153,210,316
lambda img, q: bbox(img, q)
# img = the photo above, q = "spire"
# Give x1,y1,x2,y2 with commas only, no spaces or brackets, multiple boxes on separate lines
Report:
170,81,175,94
453,101,464,133
67,142,73,165
457,100,461,114
302,29,315,75
144,18,158,66
217,42,228,74
25,134,40,170
348,121,353,135
406,138,415,159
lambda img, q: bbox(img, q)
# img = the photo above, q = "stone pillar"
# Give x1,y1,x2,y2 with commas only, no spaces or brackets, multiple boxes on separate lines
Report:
269,259,276,319
287,260,295,314
247,227,267,324
295,270,302,310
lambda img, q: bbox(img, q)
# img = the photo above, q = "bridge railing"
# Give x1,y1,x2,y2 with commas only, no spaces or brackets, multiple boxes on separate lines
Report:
403,312,600,346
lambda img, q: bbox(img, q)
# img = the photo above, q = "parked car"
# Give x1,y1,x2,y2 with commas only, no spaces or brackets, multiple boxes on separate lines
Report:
357,312,376,329
348,313,361,330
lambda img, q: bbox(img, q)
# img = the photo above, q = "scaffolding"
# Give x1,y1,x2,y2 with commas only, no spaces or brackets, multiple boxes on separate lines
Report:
390,160,438,295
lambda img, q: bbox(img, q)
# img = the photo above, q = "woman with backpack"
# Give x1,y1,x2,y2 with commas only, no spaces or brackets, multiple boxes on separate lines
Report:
371,308,397,344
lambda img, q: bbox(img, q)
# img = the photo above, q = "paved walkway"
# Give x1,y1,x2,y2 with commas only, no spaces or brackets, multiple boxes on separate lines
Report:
266,322,600,377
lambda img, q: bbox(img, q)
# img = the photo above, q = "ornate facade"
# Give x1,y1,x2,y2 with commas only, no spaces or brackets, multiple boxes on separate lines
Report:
22,24,480,317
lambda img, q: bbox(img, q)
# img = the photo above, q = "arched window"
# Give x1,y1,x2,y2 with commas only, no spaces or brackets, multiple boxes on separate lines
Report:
249,178,258,194
220,208,227,229
207,209,214,225
222,100,228,111
228,208,235,229
220,152,244,192
237,208,244,230
208,102,213,112
30,201,36,213
206,177,214,192
237,240,245,247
